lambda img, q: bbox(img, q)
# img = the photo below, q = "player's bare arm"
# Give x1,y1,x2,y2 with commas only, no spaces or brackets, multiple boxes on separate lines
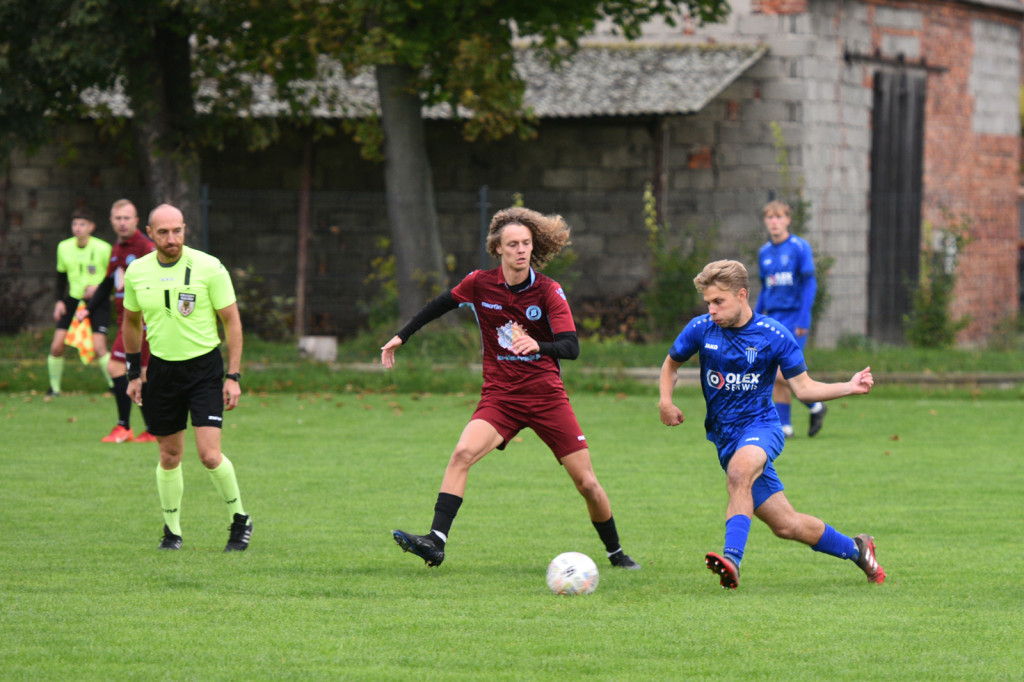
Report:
217,303,243,410
787,366,873,404
658,355,686,426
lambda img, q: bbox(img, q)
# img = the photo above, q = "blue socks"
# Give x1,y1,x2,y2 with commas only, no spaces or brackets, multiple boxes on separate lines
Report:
723,514,752,568
811,524,858,560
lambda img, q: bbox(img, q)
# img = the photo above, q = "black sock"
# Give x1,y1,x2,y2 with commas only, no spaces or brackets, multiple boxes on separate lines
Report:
430,492,463,543
592,516,622,555
112,375,132,427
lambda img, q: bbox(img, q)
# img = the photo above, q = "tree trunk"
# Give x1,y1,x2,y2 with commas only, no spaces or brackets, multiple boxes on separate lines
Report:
375,63,447,324
124,12,201,237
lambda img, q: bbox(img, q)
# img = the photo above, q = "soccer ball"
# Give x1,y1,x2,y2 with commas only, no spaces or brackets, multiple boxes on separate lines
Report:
546,551,599,595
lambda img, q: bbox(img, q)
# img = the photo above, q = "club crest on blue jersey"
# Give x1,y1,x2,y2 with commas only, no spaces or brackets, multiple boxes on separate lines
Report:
745,346,758,364
177,292,196,317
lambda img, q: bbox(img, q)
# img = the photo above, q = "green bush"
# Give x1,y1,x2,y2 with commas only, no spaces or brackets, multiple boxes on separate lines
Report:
641,182,713,339
903,211,971,348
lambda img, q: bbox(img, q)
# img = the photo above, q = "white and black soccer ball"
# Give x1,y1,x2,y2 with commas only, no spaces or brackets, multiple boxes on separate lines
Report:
546,551,599,595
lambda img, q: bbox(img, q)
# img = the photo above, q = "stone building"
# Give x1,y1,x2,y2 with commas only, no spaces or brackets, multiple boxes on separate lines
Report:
2,0,1020,346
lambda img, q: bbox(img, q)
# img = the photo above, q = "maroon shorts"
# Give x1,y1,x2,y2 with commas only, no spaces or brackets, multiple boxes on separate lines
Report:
111,328,151,366
472,388,588,460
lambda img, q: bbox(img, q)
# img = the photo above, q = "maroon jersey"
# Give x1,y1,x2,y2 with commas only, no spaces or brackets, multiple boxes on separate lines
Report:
451,267,576,394
107,229,155,323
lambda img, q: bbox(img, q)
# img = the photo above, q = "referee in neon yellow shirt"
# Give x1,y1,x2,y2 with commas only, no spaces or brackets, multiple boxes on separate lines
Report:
122,204,252,552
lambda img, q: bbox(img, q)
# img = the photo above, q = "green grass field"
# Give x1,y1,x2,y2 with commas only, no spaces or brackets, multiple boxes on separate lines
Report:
1,386,1021,680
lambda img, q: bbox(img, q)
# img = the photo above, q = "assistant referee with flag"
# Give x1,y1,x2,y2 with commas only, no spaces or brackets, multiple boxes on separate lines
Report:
122,203,253,552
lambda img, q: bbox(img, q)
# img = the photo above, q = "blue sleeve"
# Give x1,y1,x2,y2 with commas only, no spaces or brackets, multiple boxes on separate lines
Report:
796,241,817,329
797,273,816,329
668,317,703,363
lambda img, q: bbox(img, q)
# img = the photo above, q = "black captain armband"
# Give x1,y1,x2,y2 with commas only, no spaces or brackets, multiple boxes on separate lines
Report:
126,353,142,380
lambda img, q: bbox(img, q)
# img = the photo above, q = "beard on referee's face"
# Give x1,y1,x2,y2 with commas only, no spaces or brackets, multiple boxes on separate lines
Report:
147,204,186,263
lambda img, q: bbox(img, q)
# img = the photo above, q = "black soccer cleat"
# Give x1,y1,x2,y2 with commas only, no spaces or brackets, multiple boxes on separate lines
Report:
392,529,445,567
609,550,642,570
159,525,182,550
808,404,828,437
224,513,253,552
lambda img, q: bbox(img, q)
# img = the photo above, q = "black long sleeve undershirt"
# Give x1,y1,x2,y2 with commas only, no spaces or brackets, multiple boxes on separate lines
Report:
55,271,69,301
85,275,114,313
396,290,580,360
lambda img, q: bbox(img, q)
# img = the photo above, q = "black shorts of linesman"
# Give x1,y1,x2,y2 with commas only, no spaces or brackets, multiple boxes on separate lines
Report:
122,203,253,552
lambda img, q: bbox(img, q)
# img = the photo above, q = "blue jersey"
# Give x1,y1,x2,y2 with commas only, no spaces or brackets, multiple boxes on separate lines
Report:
668,313,807,450
756,235,816,329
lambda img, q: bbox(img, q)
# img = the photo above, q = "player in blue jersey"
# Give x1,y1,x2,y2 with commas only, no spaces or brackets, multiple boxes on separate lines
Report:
658,260,885,590
755,200,827,437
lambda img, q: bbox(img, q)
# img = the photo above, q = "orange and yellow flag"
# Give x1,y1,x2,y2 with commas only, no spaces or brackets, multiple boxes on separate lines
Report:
65,303,96,364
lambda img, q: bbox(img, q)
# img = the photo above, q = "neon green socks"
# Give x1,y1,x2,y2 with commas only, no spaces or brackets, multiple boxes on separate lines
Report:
207,455,245,519
47,355,64,393
156,464,184,536
97,352,113,388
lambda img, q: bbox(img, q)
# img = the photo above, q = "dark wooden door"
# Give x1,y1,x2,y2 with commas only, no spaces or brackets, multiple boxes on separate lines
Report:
868,70,926,344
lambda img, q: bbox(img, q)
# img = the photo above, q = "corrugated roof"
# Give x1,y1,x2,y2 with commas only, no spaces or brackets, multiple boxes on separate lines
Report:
514,43,767,118
83,43,767,120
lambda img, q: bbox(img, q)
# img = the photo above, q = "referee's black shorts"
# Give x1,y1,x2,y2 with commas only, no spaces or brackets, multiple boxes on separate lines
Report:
145,348,225,436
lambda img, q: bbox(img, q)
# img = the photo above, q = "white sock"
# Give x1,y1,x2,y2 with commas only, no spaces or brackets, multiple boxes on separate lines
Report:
431,530,447,543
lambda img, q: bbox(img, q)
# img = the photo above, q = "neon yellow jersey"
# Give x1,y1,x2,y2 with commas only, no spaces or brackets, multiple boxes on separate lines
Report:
123,245,237,361
56,236,112,299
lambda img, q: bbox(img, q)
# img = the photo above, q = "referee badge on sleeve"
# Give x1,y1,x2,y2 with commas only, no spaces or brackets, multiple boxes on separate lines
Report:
177,292,197,317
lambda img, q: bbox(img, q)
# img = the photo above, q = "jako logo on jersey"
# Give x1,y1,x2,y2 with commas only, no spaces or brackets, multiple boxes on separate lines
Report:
765,272,795,288
704,343,719,350
706,370,761,391
481,301,502,310
526,305,542,320
556,287,566,300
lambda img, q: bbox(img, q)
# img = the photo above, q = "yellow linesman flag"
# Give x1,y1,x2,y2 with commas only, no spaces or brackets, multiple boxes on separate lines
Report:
65,303,96,364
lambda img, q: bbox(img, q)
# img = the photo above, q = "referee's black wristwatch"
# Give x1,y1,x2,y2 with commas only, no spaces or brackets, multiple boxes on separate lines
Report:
225,372,242,383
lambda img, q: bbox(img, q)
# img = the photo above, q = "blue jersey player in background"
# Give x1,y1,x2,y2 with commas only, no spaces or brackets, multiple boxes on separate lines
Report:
755,200,827,437
658,260,885,590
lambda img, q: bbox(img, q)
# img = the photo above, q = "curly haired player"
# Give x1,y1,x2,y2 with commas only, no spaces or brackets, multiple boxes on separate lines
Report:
382,207,639,571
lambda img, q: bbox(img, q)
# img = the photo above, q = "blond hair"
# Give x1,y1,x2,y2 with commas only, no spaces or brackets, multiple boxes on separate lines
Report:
761,200,790,218
694,260,749,295
486,207,571,269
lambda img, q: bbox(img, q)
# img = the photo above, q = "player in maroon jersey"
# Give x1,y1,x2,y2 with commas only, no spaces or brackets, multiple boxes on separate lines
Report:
382,206,640,570
80,199,156,443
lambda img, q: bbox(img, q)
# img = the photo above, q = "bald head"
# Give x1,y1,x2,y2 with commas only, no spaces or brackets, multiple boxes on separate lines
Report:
146,203,186,263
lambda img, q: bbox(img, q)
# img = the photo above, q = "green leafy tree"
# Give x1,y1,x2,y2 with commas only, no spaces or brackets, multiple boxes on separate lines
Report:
317,0,730,323
0,1,335,224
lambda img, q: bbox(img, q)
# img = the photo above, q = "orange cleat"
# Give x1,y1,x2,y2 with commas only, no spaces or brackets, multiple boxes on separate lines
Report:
102,425,134,443
134,431,158,443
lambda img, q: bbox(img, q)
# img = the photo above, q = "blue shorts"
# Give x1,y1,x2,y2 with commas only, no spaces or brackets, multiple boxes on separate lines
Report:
716,426,785,509
767,310,807,351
